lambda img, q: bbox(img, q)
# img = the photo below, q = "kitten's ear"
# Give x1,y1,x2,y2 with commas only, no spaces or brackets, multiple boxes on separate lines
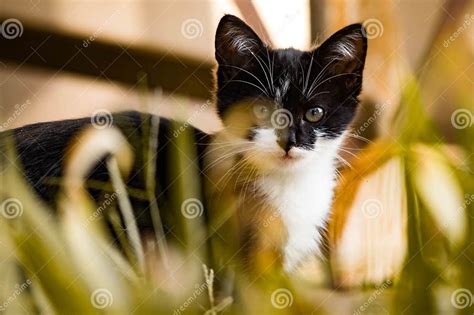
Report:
215,14,265,65
315,23,367,80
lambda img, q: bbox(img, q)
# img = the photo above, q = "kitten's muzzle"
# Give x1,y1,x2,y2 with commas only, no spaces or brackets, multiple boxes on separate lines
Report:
277,128,296,153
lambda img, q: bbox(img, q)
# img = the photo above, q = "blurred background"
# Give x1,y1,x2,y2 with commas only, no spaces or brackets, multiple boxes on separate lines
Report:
1,0,473,314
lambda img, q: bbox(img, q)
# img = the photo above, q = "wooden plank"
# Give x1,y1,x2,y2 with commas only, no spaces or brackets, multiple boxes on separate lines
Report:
0,17,214,100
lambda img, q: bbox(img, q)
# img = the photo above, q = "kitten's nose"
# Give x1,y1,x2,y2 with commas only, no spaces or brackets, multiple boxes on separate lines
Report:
277,129,296,153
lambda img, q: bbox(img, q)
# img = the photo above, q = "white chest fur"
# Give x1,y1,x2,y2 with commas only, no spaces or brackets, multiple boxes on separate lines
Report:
256,158,337,271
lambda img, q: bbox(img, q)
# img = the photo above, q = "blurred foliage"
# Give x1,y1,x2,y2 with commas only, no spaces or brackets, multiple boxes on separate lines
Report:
1,71,472,314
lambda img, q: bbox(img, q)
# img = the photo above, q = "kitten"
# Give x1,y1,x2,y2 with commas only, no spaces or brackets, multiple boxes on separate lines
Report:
0,15,367,273
206,15,367,272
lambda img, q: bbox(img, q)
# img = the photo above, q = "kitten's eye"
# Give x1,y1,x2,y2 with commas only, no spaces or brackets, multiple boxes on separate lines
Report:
305,107,324,122
253,104,269,119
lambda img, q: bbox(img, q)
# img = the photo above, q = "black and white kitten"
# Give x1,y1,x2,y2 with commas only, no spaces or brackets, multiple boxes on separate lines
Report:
208,15,367,271
1,15,367,272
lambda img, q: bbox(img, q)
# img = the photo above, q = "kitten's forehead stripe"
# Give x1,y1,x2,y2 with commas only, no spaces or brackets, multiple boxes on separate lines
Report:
274,74,291,105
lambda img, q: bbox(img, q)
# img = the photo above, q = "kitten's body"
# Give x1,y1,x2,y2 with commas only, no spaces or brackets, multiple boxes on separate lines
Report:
2,112,209,236
206,130,342,271
1,15,367,273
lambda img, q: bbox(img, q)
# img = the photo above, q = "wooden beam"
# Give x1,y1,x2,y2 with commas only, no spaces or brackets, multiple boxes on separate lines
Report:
309,0,327,45
0,18,214,100
233,0,273,46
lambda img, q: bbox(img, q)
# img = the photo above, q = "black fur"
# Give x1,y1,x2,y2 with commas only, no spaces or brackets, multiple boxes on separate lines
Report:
1,112,209,242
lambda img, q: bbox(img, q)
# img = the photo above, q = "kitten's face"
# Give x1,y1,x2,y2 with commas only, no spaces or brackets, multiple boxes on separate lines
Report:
214,15,367,171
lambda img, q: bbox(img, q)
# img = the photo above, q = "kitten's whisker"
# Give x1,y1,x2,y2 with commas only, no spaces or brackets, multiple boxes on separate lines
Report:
233,158,253,191
229,79,269,96
306,58,337,98
310,91,331,98
307,73,361,98
218,153,253,188
240,165,258,202
298,60,306,92
345,132,373,144
316,143,359,159
336,147,359,159
333,167,343,181
335,154,354,170
221,64,270,95
202,143,248,158
303,52,315,94
203,141,253,150
204,147,256,171
247,49,273,95
265,47,275,92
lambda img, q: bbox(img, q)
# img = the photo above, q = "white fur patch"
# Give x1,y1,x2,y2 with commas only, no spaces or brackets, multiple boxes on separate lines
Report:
251,128,343,271
210,126,344,272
